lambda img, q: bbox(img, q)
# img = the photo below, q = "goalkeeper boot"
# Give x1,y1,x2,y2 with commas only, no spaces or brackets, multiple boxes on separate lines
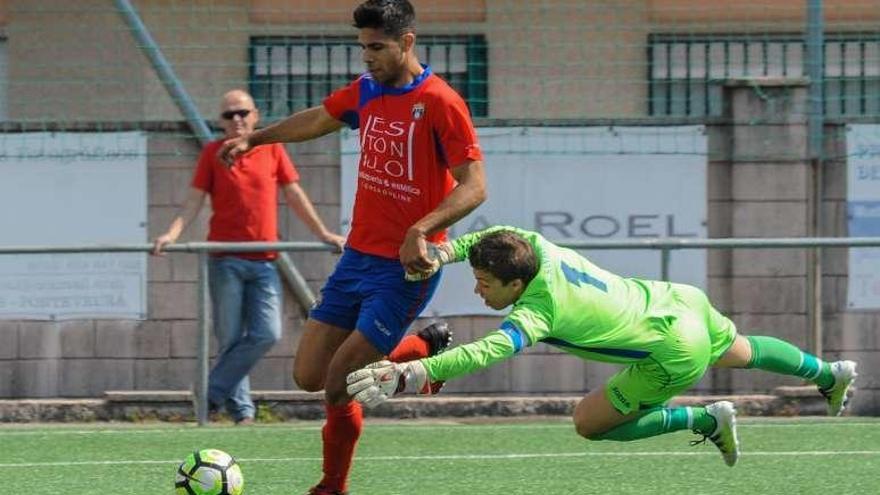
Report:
693,400,739,467
417,320,453,356
306,484,348,495
416,320,453,394
819,360,857,416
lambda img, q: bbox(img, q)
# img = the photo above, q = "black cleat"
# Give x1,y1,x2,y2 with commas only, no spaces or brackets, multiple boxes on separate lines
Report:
306,485,348,495
415,320,452,395
416,320,453,356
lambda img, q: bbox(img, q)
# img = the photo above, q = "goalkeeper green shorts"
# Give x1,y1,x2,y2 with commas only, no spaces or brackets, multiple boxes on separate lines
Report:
606,283,737,415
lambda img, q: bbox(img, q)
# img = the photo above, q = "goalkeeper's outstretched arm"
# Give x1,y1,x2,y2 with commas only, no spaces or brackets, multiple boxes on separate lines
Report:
421,329,518,382
446,225,528,262
346,329,520,407
405,225,537,281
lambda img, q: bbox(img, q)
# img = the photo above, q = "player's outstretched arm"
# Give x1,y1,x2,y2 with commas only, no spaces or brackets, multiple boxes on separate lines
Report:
404,226,541,281
346,328,523,408
281,182,346,252
403,241,455,281
152,187,207,256
400,160,487,275
345,360,433,408
447,225,538,262
219,106,345,164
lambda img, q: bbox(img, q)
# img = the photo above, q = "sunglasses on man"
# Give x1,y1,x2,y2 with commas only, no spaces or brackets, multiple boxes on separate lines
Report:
221,109,253,120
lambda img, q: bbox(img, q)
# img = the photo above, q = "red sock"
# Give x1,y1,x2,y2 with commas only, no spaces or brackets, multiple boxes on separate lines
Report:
387,334,430,362
319,401,363,492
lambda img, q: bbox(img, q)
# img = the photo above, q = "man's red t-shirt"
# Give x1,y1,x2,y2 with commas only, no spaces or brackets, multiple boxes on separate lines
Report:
191,140,299,260
323,66,483,259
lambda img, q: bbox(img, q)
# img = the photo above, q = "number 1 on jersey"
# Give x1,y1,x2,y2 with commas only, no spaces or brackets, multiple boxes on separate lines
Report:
561,261,607,292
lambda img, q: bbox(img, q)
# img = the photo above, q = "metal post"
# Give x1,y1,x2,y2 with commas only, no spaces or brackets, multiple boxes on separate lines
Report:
806,0,825,357
197,253,211,426
806,0,825,161
114,0,213,146
660,247,671,282
275,252,317,318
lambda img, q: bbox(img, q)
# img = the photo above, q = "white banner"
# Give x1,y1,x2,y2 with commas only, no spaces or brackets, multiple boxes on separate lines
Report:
846,124,880,309
0,132,148,319
342,126,707,316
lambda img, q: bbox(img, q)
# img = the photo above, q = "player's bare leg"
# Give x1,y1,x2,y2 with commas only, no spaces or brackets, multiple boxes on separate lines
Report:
712,334,752,368
324,331,387,405
292,319,352,392
572,387,638,439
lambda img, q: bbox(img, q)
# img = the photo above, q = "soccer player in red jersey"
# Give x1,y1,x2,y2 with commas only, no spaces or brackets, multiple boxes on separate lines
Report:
220,1,486,493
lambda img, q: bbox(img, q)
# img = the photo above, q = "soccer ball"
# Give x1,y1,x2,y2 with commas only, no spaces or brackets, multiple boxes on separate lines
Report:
175,448,244,495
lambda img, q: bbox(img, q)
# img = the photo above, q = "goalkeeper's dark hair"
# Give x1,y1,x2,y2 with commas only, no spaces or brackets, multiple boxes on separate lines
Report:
468,230,538,285
353,0,416,37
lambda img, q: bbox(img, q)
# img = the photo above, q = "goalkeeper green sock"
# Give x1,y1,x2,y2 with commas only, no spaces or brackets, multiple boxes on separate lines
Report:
746,335,834,390
594,406,716,441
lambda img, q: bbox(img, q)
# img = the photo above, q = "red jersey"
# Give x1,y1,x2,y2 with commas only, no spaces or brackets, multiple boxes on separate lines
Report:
324,66,483,259
191,140,299,260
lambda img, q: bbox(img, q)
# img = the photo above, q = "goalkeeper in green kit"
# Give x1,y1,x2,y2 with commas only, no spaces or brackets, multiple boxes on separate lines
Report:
346,226,857,466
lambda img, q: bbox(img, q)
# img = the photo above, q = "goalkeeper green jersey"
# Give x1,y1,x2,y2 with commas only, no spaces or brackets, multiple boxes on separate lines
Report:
422,226,692,383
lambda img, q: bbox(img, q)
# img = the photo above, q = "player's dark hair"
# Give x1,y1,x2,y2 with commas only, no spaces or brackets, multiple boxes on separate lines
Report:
353,0,416,37
468,231,539,286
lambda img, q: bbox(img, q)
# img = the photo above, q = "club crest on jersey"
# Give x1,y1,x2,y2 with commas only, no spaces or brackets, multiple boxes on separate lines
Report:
411,102,426,120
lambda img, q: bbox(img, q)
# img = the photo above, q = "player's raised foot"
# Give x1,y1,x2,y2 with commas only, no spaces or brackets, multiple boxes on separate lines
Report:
819,360,858,416
306,484,348,495
694,400,739,467
416,320,452,394
417,320,453,356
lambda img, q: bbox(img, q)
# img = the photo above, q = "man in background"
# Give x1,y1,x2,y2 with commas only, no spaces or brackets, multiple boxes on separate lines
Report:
153,89,346,425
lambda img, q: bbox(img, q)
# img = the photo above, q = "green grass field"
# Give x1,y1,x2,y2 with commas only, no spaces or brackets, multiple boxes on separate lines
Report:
3,417,879,494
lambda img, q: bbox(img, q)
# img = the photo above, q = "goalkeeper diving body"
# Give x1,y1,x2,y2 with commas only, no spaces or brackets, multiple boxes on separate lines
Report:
346,226,858,466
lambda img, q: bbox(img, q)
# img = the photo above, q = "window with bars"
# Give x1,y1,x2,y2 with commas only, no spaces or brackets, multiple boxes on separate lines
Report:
250,35,488,119
649,34,880,118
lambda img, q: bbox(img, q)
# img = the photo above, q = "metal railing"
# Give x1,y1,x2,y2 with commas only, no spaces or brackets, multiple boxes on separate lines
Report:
0,241,329,425
3,236,880,425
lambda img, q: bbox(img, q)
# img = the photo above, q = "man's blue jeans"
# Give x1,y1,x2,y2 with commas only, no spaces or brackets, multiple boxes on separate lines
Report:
208,256,282,421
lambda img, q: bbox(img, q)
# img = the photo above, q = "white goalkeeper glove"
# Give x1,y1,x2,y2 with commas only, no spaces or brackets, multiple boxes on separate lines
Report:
404,242,454,281
345,359,432,408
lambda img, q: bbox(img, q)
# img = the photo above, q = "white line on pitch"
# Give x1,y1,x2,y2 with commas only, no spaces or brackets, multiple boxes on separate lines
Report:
1,420,877,437
1,450,879,468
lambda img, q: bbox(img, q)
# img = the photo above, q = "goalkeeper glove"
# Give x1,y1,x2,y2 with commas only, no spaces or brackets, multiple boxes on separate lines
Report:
345,359,433,408
404,242,454,281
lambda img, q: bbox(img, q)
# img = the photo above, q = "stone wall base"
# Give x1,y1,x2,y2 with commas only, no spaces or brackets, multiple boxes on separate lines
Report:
0,386,834,423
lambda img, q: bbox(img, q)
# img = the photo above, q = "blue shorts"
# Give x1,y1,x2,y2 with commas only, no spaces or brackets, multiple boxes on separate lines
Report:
309,248,442,354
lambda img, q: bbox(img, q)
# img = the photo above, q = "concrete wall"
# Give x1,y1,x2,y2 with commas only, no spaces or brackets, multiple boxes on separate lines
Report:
703,79,877,414
6,0,250,123
7,0,880,123
0,131,334,397
484,1,649,118
706,80,814,399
